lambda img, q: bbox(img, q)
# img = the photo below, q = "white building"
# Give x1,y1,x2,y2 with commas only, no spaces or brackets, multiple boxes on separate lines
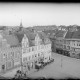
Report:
22,32,52,73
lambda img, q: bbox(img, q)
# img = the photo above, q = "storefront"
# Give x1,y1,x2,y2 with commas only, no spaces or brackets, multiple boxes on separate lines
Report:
1,63,6,73
6,60,14,70
63,50,70,56
56,48,63,54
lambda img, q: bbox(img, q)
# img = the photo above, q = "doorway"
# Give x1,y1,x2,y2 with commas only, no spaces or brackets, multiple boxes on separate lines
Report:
2,64,5,72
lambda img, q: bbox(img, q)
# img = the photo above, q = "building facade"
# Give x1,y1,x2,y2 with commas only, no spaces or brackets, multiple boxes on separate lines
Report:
63,39,80,58
52,28,80,59
0,33,21,74
0,29,52,74
22,33,52,74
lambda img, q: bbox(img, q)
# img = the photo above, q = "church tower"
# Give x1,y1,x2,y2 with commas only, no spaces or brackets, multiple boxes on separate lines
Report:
20,19,23,27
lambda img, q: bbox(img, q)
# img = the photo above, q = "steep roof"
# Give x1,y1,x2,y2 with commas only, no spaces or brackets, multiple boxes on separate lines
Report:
65,31,74,39
65,29,80,39
15,29,50,47
15,29,36,43
37,32,51,44
2,34,19,47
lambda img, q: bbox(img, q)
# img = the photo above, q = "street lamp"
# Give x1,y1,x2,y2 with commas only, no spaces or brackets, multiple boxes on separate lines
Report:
61,55,62,68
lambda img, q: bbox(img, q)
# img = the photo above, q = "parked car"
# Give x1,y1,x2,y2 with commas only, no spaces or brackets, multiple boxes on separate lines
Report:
47,58,54,65
35,63,42,70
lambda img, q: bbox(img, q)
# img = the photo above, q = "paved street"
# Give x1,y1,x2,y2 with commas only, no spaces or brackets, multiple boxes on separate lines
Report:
28,52,80,79
1,66,21,78
1,52,80,79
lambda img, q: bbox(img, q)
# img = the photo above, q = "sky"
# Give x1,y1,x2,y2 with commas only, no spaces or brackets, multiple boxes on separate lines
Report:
0,3,80,27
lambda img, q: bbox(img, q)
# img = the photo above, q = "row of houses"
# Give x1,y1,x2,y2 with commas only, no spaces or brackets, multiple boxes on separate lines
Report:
0,27,52,74
51,27,80,59
0,32,21,73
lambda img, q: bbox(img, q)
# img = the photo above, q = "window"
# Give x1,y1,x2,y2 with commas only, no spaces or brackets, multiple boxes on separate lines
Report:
35,54,37,57
23,58,26,62
23,57,27,62
77,44,78,46
74,48,75,51
11,52,14,59
2,65,5,70
72,48,75,51
3,53,6,59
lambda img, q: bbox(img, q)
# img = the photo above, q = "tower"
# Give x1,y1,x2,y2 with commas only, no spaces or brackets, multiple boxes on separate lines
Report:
20,19,23,27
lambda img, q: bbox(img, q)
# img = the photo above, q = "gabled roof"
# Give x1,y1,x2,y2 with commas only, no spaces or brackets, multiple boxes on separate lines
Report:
65,29,80,39
65,31,74,39
2,34,19,47
37,32,51,44
15,30,36,43
15,29,50,47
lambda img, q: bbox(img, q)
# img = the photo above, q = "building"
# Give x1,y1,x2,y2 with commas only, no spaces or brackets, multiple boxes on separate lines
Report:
52,27,80,59
58,25,67,31
0,33,21,74
22,31,52,74
54,30,67,54
64,29,80,58
0,24,52,74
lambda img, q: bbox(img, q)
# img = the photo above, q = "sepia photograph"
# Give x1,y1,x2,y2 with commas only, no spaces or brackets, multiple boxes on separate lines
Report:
0,2,80,79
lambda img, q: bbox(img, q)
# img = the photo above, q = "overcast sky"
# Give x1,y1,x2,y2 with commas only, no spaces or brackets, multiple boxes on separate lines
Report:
0,3,80,27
